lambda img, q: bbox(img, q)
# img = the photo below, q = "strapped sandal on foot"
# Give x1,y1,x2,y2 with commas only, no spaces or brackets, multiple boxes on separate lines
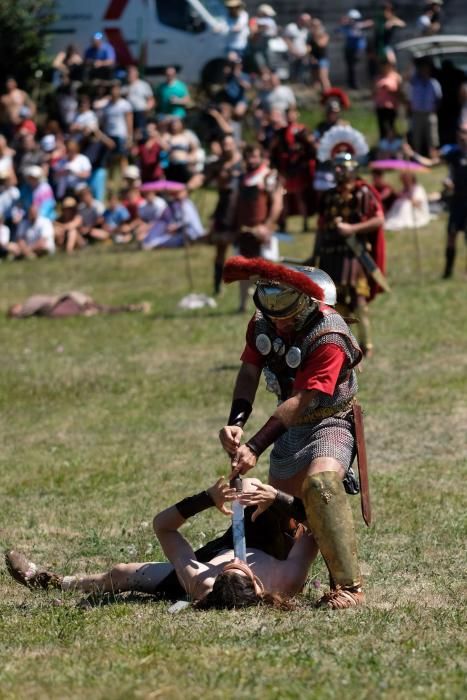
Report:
5,550,62,590
316,585,365,609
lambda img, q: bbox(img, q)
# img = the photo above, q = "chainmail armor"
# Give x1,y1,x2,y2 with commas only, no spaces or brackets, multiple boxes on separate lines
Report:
254,308,362,418
253,308,362,484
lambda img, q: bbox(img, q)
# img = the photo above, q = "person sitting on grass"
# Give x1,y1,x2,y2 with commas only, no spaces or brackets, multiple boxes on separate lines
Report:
384,172,431,231
76,185,109,244
54,197,83,254
102,193,131,243
5,477,317,610
9,205,55,258
0,214,13,258
134,189,167,243
141,186,204,250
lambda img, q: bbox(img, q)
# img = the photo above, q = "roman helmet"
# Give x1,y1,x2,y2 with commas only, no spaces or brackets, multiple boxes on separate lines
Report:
321,87,351,114
317,124,369,181
223,257,336,329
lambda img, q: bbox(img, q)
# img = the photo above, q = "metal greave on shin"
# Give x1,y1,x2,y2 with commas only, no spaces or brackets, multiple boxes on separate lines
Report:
301,471,361,589
354,302,372,354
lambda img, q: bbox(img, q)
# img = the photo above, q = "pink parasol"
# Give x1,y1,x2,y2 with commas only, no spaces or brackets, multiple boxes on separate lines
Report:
140,180,186,192
370,160,429,173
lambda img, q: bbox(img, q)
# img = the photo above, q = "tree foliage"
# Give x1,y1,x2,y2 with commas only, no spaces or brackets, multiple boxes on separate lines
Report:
0,0,56,89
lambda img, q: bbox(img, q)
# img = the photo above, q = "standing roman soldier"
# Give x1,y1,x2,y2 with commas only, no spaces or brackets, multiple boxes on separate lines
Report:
314,88,350,141
231,143,283,311
219,257,371,609
311,125,387,357
203,134,244,295
270,107,316,232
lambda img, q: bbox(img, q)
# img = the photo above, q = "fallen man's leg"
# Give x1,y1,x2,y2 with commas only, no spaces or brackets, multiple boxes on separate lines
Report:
5,550,173,595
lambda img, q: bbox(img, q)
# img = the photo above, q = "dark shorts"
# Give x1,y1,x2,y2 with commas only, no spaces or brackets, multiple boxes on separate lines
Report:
448,201,467,236
109,136,128,156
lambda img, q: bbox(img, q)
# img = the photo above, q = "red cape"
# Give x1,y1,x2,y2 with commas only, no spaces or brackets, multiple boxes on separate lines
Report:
355,179,386,301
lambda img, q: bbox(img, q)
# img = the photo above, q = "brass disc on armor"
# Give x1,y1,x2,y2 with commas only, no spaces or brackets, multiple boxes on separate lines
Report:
256,333,272,356
286,346,302,369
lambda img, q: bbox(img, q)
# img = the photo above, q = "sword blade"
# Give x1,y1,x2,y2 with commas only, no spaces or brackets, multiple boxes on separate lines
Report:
231,476,247,561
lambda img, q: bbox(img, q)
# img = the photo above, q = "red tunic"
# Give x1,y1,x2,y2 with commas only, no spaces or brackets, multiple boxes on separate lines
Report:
240,317,345,396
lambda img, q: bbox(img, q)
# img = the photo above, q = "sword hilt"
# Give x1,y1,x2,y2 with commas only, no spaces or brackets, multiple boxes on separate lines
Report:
230,475,243,492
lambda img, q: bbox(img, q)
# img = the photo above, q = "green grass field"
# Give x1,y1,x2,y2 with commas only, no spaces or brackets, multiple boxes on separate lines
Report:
1,171,466,699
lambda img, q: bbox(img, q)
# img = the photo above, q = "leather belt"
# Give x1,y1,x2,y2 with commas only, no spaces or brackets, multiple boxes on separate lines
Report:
293,399,355,424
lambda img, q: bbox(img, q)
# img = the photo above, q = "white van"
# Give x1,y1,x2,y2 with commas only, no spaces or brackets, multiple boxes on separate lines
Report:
48,0,230,84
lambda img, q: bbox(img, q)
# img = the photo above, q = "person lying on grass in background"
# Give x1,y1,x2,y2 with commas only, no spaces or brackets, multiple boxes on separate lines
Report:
5,477,317,610
7,291,151,319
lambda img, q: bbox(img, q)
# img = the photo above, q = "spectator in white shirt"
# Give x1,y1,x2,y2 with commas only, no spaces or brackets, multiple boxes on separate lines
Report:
255,70,296,119
225,1,250,56
283,13,312,82
254,4,278,38
70,95,99,138
0,215,12,258
123,65,155,136
101,81,133,170
10,205,55,258
53,140,92,200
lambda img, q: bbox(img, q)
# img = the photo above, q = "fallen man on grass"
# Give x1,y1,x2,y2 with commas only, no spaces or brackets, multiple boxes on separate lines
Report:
7,292,150,318
5,477,318,610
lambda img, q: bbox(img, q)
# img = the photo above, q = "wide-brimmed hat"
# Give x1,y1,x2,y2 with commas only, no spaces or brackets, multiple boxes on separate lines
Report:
123,164,140,180
25,165,43,179
257,4,276,17
225,0,243,7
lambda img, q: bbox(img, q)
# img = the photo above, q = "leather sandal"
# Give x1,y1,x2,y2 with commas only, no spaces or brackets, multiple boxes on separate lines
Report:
316,585,365,609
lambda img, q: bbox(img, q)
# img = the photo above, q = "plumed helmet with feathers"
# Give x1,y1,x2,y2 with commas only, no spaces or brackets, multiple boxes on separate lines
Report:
317,124,369,173
223,257,336,328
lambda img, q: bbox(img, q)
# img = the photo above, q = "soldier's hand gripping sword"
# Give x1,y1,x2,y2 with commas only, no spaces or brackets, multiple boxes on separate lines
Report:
230,476,247,561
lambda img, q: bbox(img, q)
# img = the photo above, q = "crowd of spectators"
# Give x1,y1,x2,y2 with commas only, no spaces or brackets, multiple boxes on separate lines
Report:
0,1,465,275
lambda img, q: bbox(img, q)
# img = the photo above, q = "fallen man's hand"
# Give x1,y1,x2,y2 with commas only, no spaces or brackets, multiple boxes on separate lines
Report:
238,482,277,521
